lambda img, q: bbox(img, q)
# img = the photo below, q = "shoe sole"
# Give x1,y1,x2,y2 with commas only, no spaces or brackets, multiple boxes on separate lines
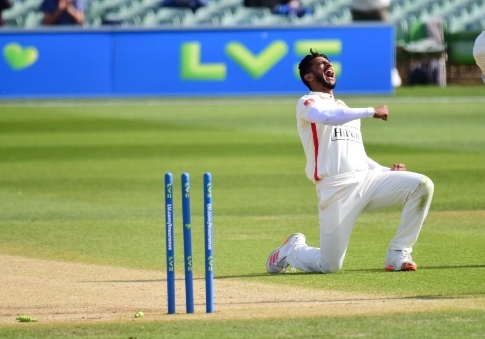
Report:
385,261,417,271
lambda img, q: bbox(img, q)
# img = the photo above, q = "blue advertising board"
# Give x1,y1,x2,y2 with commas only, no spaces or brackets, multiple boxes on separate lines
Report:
1,30,112,97
0,25,394,98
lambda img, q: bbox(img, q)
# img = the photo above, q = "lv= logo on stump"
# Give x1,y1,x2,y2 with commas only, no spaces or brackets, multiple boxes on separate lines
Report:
164,172,214,314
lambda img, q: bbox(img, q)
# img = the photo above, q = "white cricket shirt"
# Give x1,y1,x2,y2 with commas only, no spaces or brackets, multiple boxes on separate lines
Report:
296,91,376,183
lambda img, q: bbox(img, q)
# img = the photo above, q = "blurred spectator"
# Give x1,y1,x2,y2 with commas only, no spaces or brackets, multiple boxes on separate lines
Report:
0,0,12,26
272,0,313,18
162,0,208,13
351,0,389,22
473,30,485,84
351,0,401,87
40,0,85,25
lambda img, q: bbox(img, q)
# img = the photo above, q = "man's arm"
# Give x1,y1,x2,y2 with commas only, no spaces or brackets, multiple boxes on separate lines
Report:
307,106,373,125
307,104,388,125
65,2,84,24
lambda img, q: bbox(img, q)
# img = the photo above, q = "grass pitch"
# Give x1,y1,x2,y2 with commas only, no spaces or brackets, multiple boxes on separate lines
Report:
0,86,484,338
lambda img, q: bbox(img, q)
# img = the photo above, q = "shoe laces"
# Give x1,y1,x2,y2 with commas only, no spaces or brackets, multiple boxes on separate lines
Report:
399,250,413,262
275,256,288,271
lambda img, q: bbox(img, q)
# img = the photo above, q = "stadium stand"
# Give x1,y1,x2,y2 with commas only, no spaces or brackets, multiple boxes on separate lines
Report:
22,9,42,26
219,6,271,25
142,7,193,26
2,0,482,32
3,0,42,26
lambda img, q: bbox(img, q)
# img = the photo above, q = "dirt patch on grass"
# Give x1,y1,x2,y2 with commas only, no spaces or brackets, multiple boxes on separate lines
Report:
1,254,482,324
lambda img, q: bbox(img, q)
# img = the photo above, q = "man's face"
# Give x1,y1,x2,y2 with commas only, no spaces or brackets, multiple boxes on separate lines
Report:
307,56,336,90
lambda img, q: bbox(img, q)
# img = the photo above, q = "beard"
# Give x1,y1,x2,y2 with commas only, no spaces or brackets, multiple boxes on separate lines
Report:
314,72,337,90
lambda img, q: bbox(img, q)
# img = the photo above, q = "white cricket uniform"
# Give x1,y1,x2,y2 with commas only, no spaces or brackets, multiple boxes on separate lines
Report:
288,92,434,273
473,30,485,81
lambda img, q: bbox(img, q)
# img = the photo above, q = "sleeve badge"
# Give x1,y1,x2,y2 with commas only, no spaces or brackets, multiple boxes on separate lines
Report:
303,98,315,107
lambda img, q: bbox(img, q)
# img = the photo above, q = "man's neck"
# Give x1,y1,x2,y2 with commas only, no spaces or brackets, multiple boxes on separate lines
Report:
311,87,333,95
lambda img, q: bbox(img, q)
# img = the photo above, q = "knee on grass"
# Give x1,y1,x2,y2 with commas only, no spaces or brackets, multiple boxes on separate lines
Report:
320,259,342,273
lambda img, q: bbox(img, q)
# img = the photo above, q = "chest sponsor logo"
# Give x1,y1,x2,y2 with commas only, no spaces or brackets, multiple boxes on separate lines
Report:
331,126,362,143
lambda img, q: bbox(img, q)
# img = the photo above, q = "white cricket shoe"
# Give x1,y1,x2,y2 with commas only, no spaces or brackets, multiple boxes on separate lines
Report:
266,233,306,273
384,250,417,271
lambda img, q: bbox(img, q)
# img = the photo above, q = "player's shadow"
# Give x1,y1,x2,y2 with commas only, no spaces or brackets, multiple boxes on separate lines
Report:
344,264,485,273
412,264,485,270
216,264,485,279
83,264,485,282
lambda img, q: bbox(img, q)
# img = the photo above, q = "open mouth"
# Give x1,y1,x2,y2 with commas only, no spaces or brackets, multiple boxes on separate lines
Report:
324,68,335,80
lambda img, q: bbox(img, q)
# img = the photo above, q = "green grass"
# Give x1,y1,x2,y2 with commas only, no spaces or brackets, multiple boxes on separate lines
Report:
0,310,484,338
0,86,484,337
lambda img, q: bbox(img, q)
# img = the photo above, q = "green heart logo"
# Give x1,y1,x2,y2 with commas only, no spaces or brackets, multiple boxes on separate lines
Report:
3,43,39,71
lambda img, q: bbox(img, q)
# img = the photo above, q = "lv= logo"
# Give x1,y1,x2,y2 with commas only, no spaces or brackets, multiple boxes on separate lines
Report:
181,40,342,80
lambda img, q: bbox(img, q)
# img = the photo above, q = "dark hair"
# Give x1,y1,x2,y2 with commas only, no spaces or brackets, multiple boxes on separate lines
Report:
298,48,330,90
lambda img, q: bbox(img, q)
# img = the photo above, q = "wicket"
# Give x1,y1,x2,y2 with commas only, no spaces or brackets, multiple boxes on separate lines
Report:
164,172,214,314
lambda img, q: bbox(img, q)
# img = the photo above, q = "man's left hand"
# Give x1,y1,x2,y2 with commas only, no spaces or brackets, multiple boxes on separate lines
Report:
390,163,406,171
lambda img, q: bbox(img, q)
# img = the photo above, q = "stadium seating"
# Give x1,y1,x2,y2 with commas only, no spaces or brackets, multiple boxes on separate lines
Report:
2,0,485,38
181,4,231,26
102,0,169,24
88,0,134,19
252,14,295,26
466,18,485,31
395,19,409,47
142,7,193,26
22,10,43,27
219,7,271,26
3,0,43,27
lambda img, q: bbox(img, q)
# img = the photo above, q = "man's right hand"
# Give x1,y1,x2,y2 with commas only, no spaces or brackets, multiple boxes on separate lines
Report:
373,105,388,121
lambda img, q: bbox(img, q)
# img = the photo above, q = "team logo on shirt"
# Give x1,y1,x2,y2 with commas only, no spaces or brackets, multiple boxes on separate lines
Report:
303,99,315,107
331,126,362,143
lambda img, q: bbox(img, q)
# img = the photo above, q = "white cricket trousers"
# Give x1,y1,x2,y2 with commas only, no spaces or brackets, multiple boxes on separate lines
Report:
473,31,485,74
287,170,434,273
